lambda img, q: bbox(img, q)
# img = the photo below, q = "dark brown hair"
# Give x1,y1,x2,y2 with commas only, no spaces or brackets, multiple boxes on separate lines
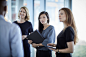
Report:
38,11,50,33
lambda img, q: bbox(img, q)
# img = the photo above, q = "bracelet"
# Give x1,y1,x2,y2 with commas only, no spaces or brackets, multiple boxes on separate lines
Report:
37,44,39,47
58,49,60,53
38,46,39,47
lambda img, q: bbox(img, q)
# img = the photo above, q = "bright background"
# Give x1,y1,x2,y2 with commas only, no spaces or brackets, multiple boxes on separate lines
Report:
5,0,86,57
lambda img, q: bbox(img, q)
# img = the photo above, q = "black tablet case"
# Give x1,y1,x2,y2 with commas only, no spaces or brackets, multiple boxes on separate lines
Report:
27,30,45,44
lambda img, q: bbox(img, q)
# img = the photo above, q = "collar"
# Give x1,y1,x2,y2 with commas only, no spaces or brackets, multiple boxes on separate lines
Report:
0,15,4,20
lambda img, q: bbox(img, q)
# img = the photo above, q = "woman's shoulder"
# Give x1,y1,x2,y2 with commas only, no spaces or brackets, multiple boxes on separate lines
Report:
26,21,32,25
13,21,17,23
48,25,55,31
49,25,55,29
66,26,73,30
65,26,74,33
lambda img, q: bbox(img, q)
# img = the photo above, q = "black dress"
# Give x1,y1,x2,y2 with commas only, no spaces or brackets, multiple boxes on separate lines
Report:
56,26,74,57
14,21,33,57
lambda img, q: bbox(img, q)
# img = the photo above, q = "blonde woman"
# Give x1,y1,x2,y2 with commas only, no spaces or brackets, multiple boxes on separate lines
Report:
14,6,33,57
47,8,78,57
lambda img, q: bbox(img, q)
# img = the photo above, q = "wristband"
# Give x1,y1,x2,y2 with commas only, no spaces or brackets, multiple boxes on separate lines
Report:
37,44,39,47
58,49,60,53
38,46,39,47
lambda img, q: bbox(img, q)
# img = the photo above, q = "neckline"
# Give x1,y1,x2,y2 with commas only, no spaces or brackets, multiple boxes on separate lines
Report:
62,26,72,32
16,21,27,24
43,25,51,31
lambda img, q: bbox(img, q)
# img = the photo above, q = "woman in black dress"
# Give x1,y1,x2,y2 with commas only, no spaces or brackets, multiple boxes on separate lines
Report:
14,6,33,57
47,8,78,57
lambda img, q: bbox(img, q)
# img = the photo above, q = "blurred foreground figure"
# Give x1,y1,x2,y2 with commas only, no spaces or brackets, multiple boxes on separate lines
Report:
0,0,24,57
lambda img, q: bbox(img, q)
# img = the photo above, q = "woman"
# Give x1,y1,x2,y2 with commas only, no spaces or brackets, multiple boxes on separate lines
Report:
14,6,33,57
47,8,78,57
32,11,56,57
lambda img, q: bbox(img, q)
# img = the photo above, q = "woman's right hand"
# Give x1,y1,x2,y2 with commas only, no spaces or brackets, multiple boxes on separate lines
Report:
47,43,56,47
22,35,27,40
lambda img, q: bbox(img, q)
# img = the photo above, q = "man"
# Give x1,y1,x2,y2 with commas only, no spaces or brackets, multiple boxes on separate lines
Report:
0,0,24,57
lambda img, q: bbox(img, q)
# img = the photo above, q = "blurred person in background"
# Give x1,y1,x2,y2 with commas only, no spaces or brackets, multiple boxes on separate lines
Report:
13,6,33,57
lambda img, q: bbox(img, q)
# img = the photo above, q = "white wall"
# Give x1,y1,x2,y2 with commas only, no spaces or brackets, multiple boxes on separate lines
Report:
72,0,86,42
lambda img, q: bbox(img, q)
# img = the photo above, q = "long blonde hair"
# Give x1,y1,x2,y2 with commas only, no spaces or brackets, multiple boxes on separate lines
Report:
59,8,78,45
18,6,30,21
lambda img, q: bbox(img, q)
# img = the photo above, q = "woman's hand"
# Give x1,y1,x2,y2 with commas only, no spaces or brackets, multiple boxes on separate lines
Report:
48,42,74,53
47,43,57,52
32,43,38,48
22,35,27,40
47,43,56,47
28,40,33,44
48,47,57,52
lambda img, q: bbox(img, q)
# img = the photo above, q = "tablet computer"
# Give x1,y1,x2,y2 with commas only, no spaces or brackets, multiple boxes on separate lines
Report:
47,46,56,49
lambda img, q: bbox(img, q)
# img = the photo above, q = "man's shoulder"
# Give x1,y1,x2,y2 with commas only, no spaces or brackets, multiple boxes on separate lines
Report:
3,20,19,30
7,21,18,28
11,23,20,31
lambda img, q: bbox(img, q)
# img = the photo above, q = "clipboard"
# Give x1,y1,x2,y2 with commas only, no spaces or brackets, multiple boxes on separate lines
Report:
27,30,45,44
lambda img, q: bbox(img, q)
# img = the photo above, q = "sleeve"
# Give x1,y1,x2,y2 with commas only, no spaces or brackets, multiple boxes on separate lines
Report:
42,27,56,47
9,24,24,57
65,27,74,42
29,22,33,33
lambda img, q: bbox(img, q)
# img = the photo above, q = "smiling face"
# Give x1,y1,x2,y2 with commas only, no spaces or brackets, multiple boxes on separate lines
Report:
39,14,48,25
19,8,26,19
59,10,66,22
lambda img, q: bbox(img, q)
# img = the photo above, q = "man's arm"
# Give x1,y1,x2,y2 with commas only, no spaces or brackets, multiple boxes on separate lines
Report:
9,24,24,57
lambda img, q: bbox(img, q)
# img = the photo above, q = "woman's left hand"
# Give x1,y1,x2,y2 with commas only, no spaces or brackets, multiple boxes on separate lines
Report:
32,43,38,48
28,40,33,44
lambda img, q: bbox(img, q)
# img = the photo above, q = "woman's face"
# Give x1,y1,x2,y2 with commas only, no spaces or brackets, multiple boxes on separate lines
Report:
59,10,66,22
19,8,26,19
39,14,48,25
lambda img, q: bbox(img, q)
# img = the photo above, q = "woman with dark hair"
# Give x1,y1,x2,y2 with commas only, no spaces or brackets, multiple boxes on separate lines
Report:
47,8,78,57
32,11,56,57
13,6,33,57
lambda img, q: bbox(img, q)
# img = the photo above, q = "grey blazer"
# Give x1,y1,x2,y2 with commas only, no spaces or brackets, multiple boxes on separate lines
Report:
0,15,24,57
